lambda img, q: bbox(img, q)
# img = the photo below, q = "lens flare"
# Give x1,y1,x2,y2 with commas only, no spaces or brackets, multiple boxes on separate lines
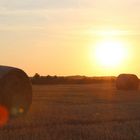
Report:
19,108,24,114
0,106,9,127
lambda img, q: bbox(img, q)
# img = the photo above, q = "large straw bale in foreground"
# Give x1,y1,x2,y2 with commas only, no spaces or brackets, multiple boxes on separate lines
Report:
0,66,32,117
116,74,139,90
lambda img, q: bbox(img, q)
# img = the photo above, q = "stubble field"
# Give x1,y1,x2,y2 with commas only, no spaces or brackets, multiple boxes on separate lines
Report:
1,84,140,140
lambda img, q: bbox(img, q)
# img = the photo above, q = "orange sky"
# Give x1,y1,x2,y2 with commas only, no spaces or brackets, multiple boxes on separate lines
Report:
0,0,140,77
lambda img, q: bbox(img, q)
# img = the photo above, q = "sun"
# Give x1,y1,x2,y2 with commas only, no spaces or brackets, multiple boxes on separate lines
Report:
95,40,127,68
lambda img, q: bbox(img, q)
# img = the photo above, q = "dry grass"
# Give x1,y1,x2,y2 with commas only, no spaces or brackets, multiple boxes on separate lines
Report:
1,83,140,140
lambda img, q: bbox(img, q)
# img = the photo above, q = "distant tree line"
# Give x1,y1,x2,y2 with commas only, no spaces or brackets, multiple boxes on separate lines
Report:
31,73,116,85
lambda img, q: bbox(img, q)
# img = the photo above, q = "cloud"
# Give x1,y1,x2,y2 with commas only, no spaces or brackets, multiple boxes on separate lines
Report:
0,0,140,32
0,0,81,10
0,9,48,31
0,0,85,31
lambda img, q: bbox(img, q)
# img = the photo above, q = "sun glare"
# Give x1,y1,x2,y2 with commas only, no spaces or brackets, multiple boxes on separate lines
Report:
95,40,127,68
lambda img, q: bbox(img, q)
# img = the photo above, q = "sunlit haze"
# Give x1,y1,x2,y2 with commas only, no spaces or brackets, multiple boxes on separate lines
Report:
0,0,140,77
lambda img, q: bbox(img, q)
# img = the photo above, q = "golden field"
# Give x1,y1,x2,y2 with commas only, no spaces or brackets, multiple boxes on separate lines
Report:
1,84,140,140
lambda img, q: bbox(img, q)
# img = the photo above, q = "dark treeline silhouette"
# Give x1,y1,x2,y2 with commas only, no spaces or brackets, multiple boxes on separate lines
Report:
31,73,116,85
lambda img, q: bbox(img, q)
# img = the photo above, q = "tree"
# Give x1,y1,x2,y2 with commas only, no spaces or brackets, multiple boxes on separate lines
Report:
33,73,40,79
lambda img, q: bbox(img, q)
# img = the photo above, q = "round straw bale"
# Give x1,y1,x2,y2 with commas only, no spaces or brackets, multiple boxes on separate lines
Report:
0,66,32,117
116,74,139,90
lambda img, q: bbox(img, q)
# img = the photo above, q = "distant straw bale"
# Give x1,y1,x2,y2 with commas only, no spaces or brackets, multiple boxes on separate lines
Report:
116,74,139,90
0,66,32,117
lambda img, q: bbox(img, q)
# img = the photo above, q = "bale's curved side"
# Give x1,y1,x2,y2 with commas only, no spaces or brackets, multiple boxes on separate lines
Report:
116,74,139,90
0,66,32,117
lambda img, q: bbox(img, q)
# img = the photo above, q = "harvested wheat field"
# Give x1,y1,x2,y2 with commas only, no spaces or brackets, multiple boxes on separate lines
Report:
1,83,140,140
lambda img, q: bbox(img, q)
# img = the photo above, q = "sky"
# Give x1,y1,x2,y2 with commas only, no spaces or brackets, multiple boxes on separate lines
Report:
0,0,140,77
